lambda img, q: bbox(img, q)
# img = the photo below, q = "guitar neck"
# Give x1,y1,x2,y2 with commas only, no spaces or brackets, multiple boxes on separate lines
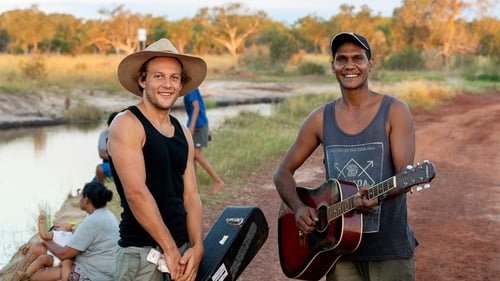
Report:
327,177,396,220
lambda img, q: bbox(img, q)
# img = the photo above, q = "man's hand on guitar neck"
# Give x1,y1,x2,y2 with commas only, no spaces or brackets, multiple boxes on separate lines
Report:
294,205,319,234
354,185,380,213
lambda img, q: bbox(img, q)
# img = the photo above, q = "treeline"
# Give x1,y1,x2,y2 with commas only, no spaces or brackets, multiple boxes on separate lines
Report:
0,1,498,72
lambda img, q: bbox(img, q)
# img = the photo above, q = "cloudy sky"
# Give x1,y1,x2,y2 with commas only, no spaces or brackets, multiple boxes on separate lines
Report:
0,0,404,24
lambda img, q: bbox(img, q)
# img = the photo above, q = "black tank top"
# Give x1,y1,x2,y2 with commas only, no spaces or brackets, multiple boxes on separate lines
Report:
110,106,188,247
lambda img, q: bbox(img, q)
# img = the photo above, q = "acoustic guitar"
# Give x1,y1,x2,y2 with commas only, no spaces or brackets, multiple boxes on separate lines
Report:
278,161,436,280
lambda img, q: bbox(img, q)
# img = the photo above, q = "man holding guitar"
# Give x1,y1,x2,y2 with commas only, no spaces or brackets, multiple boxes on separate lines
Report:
273,32,419,281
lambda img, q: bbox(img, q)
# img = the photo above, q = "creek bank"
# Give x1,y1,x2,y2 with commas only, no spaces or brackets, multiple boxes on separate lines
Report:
0,81,332,130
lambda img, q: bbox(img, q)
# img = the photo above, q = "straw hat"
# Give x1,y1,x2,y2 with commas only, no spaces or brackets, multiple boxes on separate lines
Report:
117,38,207,97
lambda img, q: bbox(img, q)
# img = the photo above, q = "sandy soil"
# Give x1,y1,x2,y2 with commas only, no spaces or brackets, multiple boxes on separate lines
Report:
1,88,499,281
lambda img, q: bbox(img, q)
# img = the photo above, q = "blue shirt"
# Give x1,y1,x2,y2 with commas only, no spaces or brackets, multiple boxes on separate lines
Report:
183,88,208,128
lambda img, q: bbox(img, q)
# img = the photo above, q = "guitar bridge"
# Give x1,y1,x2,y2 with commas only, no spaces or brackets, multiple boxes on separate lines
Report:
298,230,305,246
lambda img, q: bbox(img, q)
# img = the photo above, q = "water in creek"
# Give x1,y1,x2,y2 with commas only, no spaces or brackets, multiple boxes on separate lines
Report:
0,103,272,267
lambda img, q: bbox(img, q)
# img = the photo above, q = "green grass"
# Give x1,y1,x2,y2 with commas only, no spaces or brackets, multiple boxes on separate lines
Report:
1,53,497,218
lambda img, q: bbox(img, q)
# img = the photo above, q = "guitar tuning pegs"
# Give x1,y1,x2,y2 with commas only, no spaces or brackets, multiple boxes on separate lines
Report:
406,165,413,170
423,160,430,163
416,186,423,192
424,183,431,189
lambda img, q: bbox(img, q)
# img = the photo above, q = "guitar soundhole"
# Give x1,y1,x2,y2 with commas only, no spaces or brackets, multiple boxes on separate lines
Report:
306,206,336,250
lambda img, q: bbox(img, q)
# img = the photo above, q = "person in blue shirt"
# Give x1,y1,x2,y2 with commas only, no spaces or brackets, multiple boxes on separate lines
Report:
183,88,225,194
92,111,118,183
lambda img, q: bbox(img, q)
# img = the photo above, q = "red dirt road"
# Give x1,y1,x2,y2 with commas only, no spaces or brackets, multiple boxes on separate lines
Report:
212,93,500,281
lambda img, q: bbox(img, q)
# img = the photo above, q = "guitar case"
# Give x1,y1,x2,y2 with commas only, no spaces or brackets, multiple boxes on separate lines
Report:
195,205,269,281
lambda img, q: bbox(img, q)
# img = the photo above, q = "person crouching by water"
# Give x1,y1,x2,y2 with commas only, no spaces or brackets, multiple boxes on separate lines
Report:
30,182,119,281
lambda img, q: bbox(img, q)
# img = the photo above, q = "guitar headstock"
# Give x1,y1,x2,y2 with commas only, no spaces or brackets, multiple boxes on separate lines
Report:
396,160,436,191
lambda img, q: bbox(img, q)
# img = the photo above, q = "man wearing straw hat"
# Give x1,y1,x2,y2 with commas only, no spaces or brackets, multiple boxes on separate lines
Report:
108,38,206,281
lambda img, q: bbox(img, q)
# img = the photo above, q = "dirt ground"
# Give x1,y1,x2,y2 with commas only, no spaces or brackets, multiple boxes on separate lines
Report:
1,91,499,281
219,92,500,281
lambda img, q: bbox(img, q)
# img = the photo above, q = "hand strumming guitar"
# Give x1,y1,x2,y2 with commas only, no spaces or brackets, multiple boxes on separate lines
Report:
294,205,319,234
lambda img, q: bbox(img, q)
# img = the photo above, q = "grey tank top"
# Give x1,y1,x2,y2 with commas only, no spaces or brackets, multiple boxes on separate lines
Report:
322,95,417,260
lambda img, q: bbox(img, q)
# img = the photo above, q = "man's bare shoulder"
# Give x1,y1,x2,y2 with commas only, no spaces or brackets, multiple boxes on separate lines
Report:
108,109,145,145
388,96,412,114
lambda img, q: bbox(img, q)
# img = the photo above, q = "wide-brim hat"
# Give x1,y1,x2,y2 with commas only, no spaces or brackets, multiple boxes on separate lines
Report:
117,38,207,97
330,32,371,59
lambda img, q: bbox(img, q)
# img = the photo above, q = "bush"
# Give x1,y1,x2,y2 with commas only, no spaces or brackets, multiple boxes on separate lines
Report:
455,55,500,82
269,31,299,68
297,61,326,75
63,103,103,122
19,55,47,81
475,73,500,82
239,45,271,71
384,49,426,71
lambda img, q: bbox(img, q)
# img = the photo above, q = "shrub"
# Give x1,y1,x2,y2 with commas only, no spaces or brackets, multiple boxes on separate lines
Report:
269,31,299,69
384,49,426,71
63,103,103,122
239,45,271,71
455,55,500,82
297,61,326,75
19,55,47,81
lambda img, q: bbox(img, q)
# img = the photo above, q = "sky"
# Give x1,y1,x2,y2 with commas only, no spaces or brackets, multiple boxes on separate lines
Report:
0,0,405,24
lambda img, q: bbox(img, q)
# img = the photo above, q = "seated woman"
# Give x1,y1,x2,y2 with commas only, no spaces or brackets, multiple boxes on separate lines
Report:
16,213,74,281
30,182,119,281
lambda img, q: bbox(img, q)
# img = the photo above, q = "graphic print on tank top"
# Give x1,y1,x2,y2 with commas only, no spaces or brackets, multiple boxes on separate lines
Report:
325,142,384,233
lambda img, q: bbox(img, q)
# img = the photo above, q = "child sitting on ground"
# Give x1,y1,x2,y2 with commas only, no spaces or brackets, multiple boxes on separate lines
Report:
16,212,74,281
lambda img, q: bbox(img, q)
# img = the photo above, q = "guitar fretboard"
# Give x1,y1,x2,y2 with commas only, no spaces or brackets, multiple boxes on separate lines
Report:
326,177,396,220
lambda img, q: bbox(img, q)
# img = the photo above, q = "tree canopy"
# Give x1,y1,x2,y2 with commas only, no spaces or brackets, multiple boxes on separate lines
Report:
0,1,498,69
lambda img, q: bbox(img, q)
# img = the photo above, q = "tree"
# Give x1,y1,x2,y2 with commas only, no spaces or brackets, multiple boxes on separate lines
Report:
472,17,500,59
165,19,194,54
330,5,389,61
0,29,10,52
41,13,82,54
0,5,49,53
393,0,481,67
98,5,151,54
204,2,268,59
79,19,109,53
293,15,330,55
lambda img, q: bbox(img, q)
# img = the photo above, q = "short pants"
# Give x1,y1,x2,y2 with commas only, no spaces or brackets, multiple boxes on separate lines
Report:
193,124,210,148
100,162,111,177
115,243,190,281
69,263,92,281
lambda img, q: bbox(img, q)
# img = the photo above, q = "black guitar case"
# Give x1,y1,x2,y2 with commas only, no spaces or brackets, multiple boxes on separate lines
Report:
195,205,269,281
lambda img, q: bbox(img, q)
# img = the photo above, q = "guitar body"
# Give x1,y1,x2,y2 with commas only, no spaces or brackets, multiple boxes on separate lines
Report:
278,179,362,280
277,161,436,280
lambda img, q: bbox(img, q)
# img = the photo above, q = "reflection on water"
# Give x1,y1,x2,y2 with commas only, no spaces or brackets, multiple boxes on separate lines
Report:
0,103,272,267
0,123,105,267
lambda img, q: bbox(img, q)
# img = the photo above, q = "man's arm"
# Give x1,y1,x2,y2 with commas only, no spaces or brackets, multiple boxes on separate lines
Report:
388,98,416,196
178,125,204,281
273,107,323,234
188,100,200,134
